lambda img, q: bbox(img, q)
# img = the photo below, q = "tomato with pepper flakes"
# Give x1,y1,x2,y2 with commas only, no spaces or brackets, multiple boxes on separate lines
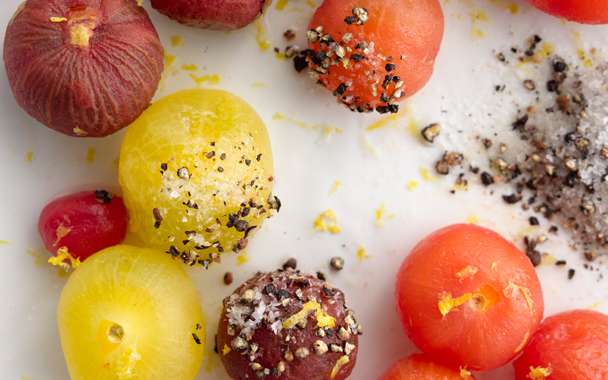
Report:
395,224,544,371
525,0,608,25
380,353,476,380
513,310,608,380
306,0,444,114
38,190,128,262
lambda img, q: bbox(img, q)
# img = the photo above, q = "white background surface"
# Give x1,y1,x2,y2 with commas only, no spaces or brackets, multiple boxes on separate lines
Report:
1,0,608,379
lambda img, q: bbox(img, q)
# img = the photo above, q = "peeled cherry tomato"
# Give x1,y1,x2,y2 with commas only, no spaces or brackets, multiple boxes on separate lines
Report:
380,354,476,380
525,0,608,25
395,224,544,371
513,310,608,380
307,0,444,113
38,190,128,261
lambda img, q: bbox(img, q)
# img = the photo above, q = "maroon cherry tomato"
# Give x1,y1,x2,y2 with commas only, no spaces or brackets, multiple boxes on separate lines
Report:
513,309,608,380
38,190,128,261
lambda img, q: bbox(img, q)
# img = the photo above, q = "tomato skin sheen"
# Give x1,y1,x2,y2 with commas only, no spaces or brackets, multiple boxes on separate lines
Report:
513,310,608,380
395,224,544,371
38,190,128,261
380,354,475,380
307,0,444,112
525,0,608,25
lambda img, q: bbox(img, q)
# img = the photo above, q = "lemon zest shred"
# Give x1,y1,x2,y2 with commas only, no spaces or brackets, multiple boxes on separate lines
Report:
182,64,198,71
171,36,183,47
331,355,350,378
367,114,401,131
48,247,81,270
236,255,249,266
329,181,341,196
407,181,418,191
50,17,67,22
420,167,437,181
357,248,372,262
438,292,472,318
275,0,289,10
456,266,478,281
460,366,473,379
314,210,341,234
514,331,530,353
282,300,335,329
375,203,395,228
255,20,269,50
0,240,13,245
491,262,499,270
190,74,220,85
528,364,552,380
73,126,88,136
222,344,231,355
137,0,143,6
504,281,534,315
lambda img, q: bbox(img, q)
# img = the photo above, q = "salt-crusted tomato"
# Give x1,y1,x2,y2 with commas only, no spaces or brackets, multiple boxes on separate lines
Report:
395,224,544,371
525,0,608,25
513,310,608,380
306,0,444,114
380,354,476,380
38,190,128,261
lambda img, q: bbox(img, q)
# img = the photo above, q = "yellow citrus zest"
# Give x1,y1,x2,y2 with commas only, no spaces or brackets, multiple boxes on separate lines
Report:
514,331,530,353
331,355,350,379
222,344,231,356
314,210,341,234
438,292,472,318
460,366,473,379
282,300,336,329
528,364,552,380
48,247,81,270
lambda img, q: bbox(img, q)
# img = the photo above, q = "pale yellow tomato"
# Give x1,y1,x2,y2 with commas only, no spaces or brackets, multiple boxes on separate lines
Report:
57,245,205,380
119,89,277,266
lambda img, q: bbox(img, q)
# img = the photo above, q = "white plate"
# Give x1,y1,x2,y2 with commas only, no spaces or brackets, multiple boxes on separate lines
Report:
1,0,607,379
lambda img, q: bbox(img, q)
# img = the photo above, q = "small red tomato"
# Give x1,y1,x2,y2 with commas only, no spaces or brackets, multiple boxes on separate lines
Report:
38,190,128,261
525,0,608,25
513,310,608,380
380,354,476,380
395,224,544,371
307,0,444,114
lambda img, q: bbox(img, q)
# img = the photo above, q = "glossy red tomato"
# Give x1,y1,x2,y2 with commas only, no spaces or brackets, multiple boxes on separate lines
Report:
307,0,444,113
380,354,476,380
525,0,608,25
395,224,544,371
38,190,128,262
513,310,608,380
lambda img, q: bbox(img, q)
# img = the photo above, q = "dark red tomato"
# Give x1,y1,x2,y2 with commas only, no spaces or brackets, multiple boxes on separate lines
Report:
395,224,544,371
306,0,444,114
38,190,128,261
380,353,476,380
525,0,608,25
513,310,608,380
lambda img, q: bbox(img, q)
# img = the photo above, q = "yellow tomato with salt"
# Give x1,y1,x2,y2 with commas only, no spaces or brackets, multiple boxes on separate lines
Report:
57,245,205,380
119,89,277,266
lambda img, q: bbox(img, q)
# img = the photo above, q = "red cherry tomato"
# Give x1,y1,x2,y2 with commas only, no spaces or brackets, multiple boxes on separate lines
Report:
395,224,544,371
380,354,476,380
307,0,444,113
513,310,608,380
525,0,608,25
38,190,128,262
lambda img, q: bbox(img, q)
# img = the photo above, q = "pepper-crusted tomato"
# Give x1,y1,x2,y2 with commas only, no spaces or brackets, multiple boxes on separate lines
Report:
513,310,608,380
380,354,476,380
395,224,544,371
306,0,444,114
525,0,608,25
38,190,128,261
